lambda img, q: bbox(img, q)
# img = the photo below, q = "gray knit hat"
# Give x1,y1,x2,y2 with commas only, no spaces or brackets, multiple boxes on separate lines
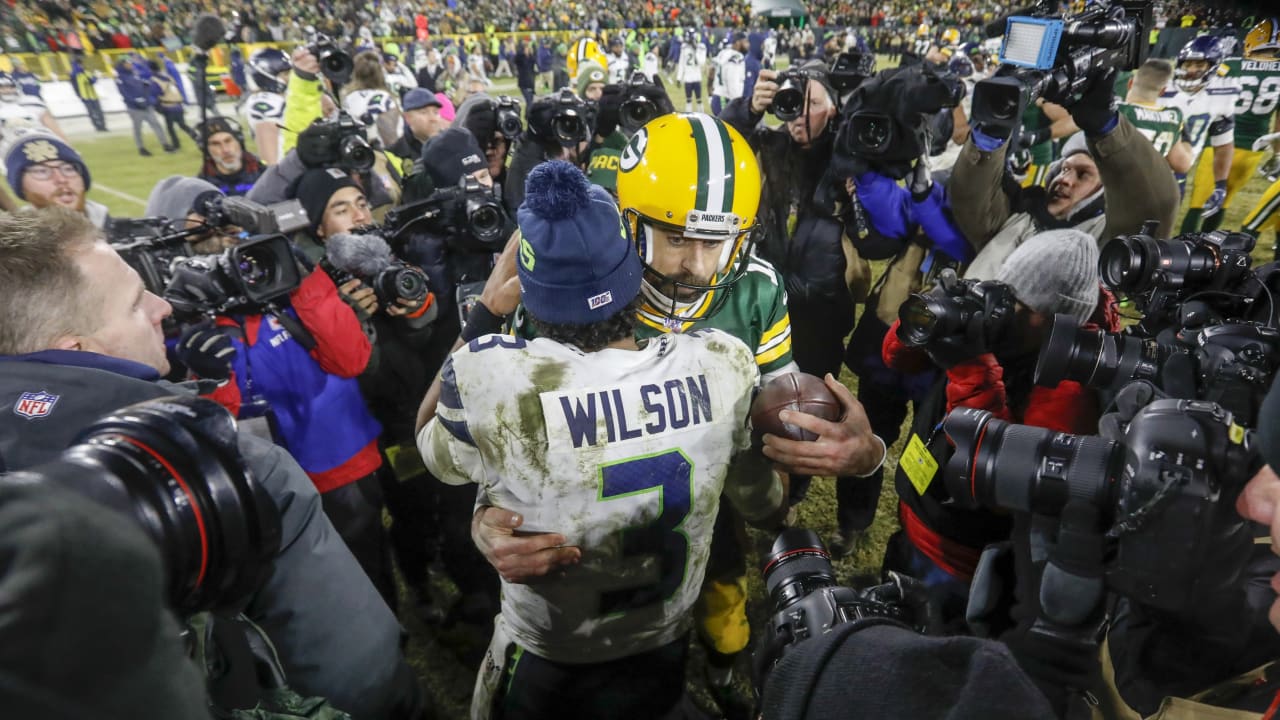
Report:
996,228,1099,323
144,175,223,222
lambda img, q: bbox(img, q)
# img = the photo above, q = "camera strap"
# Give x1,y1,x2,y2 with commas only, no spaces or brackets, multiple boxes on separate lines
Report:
267,309,318,352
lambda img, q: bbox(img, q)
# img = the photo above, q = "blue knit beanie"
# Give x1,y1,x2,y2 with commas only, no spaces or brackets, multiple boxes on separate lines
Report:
516,160,641,325
5,134,91,199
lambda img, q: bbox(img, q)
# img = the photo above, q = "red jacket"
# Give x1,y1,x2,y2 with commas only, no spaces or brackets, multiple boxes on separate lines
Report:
883,287,1121,431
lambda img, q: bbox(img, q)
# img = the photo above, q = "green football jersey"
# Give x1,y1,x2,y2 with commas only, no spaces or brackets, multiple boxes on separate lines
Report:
1227,57,1280,150
514,254,794,378
1118,101,1184,156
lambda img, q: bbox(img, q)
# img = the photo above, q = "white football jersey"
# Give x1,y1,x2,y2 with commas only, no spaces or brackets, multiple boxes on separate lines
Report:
711,48,746,99
0,95,48,158
1162,72,1239,164
642,52,660,81
243,91,285,125
418,330,758,663
677,42,707,83
343,88,397,139
607,51,631,84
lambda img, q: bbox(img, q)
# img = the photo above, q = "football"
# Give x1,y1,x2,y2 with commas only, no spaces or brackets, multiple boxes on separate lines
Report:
750,373,844,445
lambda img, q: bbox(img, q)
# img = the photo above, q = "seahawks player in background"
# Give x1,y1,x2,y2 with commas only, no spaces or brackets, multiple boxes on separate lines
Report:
677,30,708,113
470,113,885,718
416,159,786,720
1165,34,1239,233
605,36,631,85
1233,18,1280,248
709,31,748,117
342,51,402,150
242,48,290,166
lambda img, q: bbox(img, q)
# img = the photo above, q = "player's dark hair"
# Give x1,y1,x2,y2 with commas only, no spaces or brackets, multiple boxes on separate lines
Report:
527,297,640,353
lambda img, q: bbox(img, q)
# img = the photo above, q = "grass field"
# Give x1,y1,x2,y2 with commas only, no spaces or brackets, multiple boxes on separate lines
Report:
62,65,1280,716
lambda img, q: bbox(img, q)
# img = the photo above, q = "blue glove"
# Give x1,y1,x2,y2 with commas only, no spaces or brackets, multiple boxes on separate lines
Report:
1201,180,1228,219
853,171,912,241
909,179,975,265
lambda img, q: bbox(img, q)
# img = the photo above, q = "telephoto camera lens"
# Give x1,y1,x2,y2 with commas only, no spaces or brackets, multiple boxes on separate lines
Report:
1100,232,1250,295
761,528,839,611
373,264,430,305
772,80,804,121
338,134,375,172
942,406,1122,516
897,293,956,346
16,396,281,615
1035,313,1174,390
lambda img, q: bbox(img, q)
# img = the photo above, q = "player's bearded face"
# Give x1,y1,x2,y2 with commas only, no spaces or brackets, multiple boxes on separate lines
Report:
645,225,723,301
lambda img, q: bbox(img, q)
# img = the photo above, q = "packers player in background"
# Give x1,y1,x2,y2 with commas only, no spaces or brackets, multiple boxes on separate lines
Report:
1190,17,1280,233
1236,18,1280,249
1168,34,1240,233
1119,59,1194,175
471,113,884,718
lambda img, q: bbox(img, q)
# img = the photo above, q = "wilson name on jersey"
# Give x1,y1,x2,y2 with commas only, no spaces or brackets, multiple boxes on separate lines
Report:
418,331,758,663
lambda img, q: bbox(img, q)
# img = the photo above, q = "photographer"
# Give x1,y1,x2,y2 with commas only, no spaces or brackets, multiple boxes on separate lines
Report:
143,175,241,255
881,230,1120,625
196,116,264,197
503,90,591,214
722,61,865,545
453,93,518,196
951,70,1180,279
0,207,423,720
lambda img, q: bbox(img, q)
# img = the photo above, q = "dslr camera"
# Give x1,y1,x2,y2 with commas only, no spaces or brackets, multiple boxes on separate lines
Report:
897,270,1018,353
618,71,667,134
530,88,593,147
494,95,524,140
9,395,281,615
165,234,302,317
384,175,510,253
1036,315,1280,425
771,67,826,121
308,32,354,86
318,229,431,308
754,529,928,699
971,0,1152,134
944,397,1256,621
296,112,375,172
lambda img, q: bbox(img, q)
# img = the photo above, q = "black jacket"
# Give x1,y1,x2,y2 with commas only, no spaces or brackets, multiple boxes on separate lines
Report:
0,351,421,720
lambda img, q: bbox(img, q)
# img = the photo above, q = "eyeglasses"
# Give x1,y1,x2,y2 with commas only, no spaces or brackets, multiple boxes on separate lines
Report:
25,163,81,181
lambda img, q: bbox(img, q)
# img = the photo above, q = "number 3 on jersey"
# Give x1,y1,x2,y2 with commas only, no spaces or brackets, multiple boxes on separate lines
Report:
597,449,693,615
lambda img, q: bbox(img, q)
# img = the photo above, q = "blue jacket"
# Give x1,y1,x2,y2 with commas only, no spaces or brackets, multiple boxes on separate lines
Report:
115,65,155,109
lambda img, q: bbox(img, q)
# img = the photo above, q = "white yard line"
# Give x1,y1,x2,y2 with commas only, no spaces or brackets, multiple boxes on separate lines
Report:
92,182,147,208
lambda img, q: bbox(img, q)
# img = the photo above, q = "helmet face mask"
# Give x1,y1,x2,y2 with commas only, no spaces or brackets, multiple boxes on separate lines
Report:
249,48,292,94
1175,36,1225,95
616,113,762,328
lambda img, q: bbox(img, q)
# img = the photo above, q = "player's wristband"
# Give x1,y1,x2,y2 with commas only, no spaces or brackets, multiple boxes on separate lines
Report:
851,434,887,479
460,301,506,343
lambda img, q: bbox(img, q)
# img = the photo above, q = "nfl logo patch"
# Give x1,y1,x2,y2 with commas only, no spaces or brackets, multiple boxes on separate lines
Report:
13,390,59,420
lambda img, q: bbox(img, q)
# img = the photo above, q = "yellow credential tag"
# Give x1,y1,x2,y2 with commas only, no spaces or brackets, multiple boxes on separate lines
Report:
901,434,939,497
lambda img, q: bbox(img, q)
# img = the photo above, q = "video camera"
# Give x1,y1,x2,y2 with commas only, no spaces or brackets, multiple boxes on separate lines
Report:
833,63,964,179
971,0,1152,135
383,175,510,253
296,112,375,173
753,529,929,701
308,32,353,86
165,234,302,317
897,270,1018,353
7,395,281,615
318,229,431,308
828,49,877,93
194,193,310,236
109,218,200,298
943,397,1256,619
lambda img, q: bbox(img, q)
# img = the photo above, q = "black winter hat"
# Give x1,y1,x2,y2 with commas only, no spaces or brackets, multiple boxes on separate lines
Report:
421,127,487,189
291,167,360,234
761,621,1057,720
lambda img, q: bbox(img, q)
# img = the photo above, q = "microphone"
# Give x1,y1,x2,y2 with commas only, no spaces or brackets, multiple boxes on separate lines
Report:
191,14,227,53
325,232,394,278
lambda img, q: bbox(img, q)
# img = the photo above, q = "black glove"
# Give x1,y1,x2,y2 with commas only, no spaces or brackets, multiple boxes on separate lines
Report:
176,322,236,381
595,83,624,137
1003,622,1101,701
1066,67,1118,136
1015,126,1051,151
1097,380,1165,441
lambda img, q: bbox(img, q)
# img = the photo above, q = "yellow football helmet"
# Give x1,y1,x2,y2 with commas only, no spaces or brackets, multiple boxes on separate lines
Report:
941,28,960,47
616,112,762,324
567,38,608,81
1244,17,1280,60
